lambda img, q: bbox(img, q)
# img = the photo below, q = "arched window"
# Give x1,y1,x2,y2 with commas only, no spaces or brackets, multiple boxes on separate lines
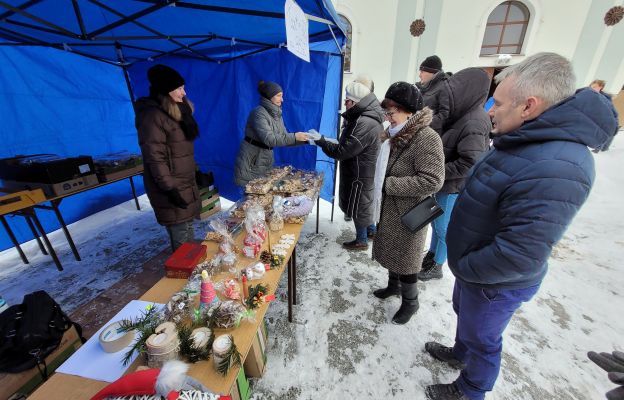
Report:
481,1,530,56
338,14,352,72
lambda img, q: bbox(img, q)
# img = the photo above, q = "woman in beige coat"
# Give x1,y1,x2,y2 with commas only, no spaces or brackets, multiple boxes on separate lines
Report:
371,82,445,324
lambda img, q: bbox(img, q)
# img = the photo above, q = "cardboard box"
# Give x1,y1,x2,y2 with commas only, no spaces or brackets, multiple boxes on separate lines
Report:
243,319,268,378
228,367,250,400
200,200,221,220
0,325,82,399
2,174,99,197
96,164,144,183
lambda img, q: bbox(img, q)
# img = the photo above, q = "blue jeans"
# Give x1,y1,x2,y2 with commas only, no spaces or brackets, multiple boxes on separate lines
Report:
355,223,376,244
428,193,458,265
451,280,540,400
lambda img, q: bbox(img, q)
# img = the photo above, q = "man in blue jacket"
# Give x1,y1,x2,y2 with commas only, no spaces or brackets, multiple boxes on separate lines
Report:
424,53,618,400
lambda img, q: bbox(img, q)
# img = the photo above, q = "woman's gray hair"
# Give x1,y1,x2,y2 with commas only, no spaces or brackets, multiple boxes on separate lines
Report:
495,52,576,108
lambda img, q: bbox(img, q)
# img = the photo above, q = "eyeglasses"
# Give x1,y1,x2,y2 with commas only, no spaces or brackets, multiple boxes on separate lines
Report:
383,108,398,118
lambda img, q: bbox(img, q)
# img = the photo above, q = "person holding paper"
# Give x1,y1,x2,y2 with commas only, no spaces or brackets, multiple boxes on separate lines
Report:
234,81,309,186
315,80,383,250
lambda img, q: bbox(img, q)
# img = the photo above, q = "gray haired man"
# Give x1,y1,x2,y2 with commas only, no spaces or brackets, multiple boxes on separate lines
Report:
424,53,618,400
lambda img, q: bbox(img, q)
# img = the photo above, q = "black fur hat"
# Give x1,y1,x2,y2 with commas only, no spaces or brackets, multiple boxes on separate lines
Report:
384,82,424,113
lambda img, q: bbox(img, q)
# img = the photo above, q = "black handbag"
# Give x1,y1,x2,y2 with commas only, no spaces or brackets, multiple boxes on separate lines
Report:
400,195,444,233
0,291,85,378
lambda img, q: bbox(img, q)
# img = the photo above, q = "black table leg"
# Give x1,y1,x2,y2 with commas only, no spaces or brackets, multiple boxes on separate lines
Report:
129,176,141,210
287,253,293,322
25,215,48,255
292,245,297,305
51,200,81,261
29,210,63,271
316,197,320,234
1,215,29,264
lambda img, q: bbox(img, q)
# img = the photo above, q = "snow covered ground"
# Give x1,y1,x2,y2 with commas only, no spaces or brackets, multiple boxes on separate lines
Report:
1,135,622,399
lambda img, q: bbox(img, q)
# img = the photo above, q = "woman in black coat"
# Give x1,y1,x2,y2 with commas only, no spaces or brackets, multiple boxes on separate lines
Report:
316,80,383,250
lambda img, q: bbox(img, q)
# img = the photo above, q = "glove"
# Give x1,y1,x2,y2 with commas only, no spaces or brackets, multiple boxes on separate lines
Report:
588,351,624,400
167,189,189,209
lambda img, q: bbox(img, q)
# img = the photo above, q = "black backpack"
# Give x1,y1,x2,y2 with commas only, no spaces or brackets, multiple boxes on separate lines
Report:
0,291,85,378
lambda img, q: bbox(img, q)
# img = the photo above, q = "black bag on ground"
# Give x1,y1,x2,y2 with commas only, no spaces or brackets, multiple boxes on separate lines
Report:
0,290,83,376
400,195,444,233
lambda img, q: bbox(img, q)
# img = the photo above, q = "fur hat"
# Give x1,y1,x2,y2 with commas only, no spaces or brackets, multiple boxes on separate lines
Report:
353,74,375,93
345,81,371,103
383,82,424,113
258,81,283,100
148,64,185,95
420,55,442,73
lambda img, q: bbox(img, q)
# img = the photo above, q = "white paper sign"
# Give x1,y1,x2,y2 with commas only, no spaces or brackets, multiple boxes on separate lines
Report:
285,0,310,62
57,300,163,382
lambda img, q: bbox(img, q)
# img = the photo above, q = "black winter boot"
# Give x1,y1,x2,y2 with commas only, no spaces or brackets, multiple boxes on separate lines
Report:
425,383,469,400
421,251,435,270
418,263,443,281
425,342,466,370
391,282,419,324
373,274,401,299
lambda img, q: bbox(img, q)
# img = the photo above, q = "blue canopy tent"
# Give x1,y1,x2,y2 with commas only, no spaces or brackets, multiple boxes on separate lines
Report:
0,0,346,252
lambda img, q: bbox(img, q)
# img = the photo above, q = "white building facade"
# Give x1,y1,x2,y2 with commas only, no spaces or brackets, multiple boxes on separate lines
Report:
332,0,624,96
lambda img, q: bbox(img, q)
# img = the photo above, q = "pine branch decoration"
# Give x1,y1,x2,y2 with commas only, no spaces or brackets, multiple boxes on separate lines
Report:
117,305,162,366
605,6,624,26
178,325,214,363
216,335,241,376
245,283,270,309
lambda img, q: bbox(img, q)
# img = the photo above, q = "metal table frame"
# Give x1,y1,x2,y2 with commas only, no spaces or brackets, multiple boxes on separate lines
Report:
0,172,142,271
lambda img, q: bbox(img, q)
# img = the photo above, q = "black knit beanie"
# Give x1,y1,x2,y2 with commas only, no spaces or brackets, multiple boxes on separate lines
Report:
420,55,442,73
258,80,283,100
147,64,185,95
384,82,424,113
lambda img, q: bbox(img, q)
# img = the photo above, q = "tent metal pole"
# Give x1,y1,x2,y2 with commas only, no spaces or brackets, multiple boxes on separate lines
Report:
88,0,217,63
0,0,41,20
86,2,168,39
115,43,136,102
71,0,87,39
2,18,79,39
331,53,345,223
0,0,77,37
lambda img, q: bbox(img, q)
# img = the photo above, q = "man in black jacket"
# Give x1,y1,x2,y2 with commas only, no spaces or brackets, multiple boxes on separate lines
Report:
417,55,450,133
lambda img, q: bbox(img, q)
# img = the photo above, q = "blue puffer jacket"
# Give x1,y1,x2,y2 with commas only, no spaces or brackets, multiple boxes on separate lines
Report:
446,88,618,289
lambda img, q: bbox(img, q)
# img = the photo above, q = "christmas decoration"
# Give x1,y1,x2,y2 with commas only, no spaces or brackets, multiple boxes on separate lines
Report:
245,284,274,310
118,305,164,366
90,360,221,400
212,335,242,377
260,250,284,269
410,19,426,37
177,326,214,364
605,6,624,26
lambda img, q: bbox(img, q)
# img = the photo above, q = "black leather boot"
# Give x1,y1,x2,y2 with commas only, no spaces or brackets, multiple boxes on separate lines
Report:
373,274,401,299
392,282,419,324
418,263,443,281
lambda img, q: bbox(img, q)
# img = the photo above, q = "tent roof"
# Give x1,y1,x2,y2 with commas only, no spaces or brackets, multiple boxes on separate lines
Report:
0,0,346,65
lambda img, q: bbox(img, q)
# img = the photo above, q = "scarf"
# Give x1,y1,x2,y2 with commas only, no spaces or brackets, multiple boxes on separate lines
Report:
178,102,200,140
372,120,408,222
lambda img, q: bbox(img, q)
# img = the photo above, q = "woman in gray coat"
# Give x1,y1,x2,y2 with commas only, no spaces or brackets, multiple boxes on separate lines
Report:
234,81,308,186
372,82,445,324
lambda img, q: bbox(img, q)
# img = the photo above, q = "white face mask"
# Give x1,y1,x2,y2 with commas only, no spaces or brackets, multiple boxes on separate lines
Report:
388,120,408,136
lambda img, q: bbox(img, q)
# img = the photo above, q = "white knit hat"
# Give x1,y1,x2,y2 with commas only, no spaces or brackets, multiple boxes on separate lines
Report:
345,81,371,103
